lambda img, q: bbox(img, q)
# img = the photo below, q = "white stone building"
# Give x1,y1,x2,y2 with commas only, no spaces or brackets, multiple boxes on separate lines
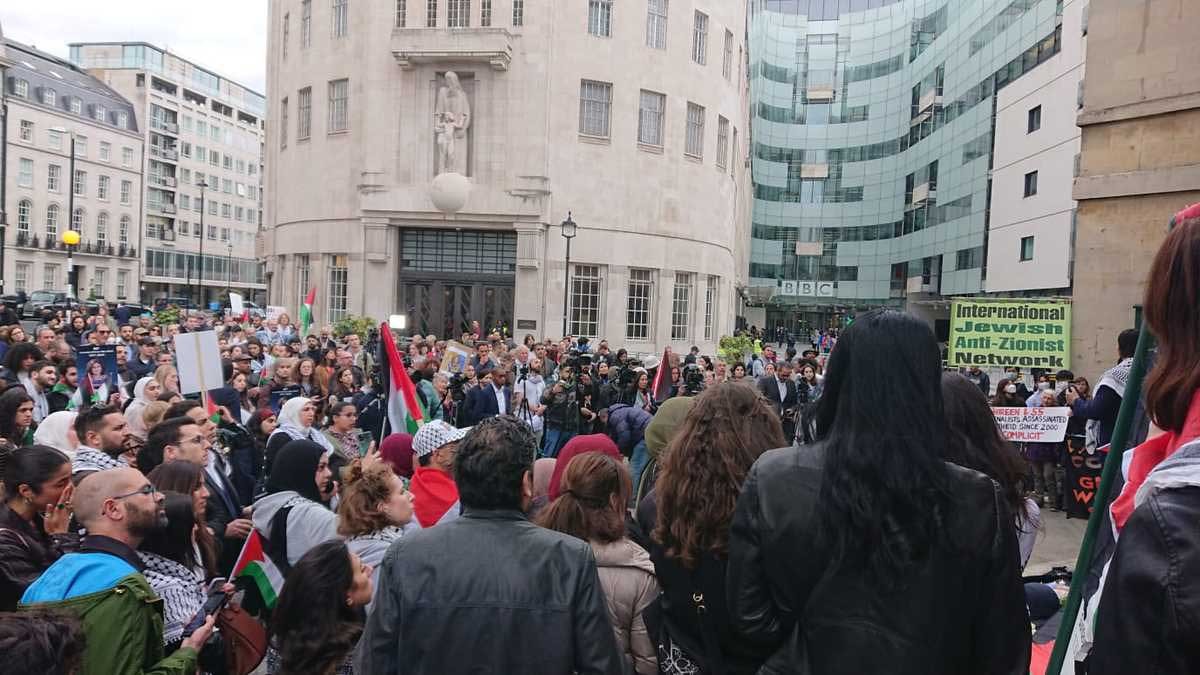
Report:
2,38,144,302
70,42,268,306
985,0,1087,294
263,0,750,351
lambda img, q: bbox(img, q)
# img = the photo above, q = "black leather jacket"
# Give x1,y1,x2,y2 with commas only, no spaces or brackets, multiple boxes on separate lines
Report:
727,444,1030,675
356,508,625,675
1092,484,1200,674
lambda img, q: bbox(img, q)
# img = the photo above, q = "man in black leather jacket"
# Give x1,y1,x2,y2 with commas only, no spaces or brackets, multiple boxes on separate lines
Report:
357,415,623,675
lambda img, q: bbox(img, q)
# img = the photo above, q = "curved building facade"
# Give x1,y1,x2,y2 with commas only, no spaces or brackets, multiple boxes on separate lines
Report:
748,0,1067,332
264,0,750,351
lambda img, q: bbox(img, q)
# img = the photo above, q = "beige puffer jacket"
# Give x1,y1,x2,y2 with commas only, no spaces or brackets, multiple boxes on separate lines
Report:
591,538,660,675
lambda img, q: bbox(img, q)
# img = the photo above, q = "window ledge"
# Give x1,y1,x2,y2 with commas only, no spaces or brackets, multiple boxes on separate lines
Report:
684,153,703,163
578,134,610,145
637,142,664,155
327,130,349,136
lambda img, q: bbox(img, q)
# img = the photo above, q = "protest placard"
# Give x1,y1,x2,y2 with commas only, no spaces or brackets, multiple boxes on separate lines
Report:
230,292,245,316
77,345,119,407
266,305,287,321
991,406,1071,443
440,340,472,374
175,330,224,395
948,299,1071,369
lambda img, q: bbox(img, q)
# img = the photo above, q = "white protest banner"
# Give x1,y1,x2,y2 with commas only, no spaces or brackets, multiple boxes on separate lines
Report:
991,406,1071,443
439,340,473,374
175,330,224,395
266,305,287,321
230,292,245,316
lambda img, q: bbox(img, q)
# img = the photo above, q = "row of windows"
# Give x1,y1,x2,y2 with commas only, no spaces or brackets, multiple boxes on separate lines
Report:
148,191,259,226
177,113,261,153
13,158,135,205
11,261,131,298
7,77,131,130
280,80,349,147
567,266,719,342
12,199,132,246
578,80,738,170
16,121,137,167
144,248,266,286
751,195,975,247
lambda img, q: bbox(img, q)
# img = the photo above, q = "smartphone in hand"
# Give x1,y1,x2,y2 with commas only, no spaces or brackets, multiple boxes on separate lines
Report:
357,430,374,457
181,577,229,639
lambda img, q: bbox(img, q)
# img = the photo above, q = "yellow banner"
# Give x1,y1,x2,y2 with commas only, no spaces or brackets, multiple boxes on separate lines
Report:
948,300,1071,369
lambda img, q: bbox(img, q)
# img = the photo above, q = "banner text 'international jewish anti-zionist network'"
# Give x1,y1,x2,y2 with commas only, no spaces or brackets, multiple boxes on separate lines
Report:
948,300,1071,369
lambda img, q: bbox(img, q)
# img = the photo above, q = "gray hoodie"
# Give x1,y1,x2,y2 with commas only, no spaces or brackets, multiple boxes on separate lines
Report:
251,490,339,567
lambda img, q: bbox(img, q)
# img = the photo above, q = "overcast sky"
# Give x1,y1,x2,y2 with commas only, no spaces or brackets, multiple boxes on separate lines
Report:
2,2,268,93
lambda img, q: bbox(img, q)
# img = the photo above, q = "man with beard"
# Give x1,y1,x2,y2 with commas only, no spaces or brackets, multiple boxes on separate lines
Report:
19,468,213,673
71,406,132,481
48,362,78,414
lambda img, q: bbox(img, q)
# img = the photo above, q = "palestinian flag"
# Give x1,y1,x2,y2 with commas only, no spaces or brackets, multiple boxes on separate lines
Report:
232,529,284,610
299,287,316,338
379,321,425,434
204,392,221,424
651,347,673,402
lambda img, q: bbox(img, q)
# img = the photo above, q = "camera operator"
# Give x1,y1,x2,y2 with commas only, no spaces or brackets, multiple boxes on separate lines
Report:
541,357,581,458
513,357,546,445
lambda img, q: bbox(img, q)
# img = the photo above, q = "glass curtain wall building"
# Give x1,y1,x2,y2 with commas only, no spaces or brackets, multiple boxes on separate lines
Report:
749,0,1065,332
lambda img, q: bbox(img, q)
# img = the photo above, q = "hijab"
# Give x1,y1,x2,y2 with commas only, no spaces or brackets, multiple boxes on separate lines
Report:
32,410,78,458
379,433,415,479
125,377,155,439
272,396,336,454
645,396,694,460
265,439,328,503
548,434,621,501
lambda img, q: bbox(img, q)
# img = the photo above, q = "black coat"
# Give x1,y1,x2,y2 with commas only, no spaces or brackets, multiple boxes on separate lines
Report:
464,383,512,426
757,375,799,440
1092,484,1200,674
204,450,247,577
356,508,624,675
726,444,1030,675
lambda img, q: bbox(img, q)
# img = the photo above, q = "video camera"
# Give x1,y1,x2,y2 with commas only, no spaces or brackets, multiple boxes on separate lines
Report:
681,363,705,396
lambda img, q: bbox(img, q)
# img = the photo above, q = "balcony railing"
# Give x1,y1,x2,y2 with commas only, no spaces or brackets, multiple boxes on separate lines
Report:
10,231,137,257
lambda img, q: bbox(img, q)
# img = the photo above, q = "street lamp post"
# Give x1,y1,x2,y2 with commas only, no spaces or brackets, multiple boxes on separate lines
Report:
65,132,77,302
560,212,577,339
226,242,233,298
195,181,208,307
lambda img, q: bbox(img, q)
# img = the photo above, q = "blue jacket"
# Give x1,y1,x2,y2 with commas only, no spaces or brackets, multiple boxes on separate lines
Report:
606,403,652,457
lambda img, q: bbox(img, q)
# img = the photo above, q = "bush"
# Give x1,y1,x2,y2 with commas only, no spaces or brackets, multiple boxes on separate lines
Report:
333,315,375,340
154,306,182,326
717,334,755,367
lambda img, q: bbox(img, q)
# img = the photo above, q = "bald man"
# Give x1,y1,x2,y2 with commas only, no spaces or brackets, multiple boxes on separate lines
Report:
20,468,212,673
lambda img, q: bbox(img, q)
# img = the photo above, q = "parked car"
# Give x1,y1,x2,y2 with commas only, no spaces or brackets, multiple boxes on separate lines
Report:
227,300,266,319
111,301,149,317
0,291,28,316
153,296,201,311
22,290,82,319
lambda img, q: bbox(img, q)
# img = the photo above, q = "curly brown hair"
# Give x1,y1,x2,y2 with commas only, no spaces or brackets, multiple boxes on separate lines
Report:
653,382,785,569
536,452,629,544
337,462,404,537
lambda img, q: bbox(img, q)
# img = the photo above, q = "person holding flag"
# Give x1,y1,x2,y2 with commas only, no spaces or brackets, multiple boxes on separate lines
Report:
377,321,426,435
298,286,317,338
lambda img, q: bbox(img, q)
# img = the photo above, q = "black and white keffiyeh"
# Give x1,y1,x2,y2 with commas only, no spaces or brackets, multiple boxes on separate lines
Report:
138,551,205,646
72,448,128,474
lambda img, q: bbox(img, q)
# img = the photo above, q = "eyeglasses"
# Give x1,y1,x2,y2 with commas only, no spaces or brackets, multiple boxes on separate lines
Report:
110,484,158,501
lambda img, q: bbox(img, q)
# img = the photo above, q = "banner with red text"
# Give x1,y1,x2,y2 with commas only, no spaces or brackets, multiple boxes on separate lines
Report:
991,406,1070,443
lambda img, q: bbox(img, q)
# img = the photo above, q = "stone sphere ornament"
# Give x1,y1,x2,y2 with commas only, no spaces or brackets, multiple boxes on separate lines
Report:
430,172,471,214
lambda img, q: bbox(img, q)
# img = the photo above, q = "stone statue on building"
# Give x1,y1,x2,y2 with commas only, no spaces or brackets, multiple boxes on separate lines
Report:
434,71,471,175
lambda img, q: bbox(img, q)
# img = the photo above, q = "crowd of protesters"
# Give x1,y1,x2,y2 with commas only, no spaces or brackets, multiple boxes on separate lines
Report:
0,206,1199,674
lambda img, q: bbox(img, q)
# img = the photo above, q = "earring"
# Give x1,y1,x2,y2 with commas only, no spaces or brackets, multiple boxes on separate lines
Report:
345,597,353,606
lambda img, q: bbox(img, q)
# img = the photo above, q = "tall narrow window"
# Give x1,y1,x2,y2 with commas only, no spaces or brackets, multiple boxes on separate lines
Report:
280,97,288,148
692,11,708,64
704,275,718,341
579,80,613,138
646,0,668,49
328,79,349,132
282,13,290,58
297,254,311,305
626,269,653,340
448,0,470,27
328,254,349,320
427,0,438,26
589,0,613,37
98,176,110,201
1027,105,1042,133
332,0,349,37
298,87,313,139
44,264,60,291
117,270,129,298
479,0,491,26
716,116,730,169
119,216,130,245
395,0,406,27
302,0,313,46
18,120,33,142
72,207,85,231
1020,236,1035,261
569,265,602,338
16,200,31,235
14,263,29,293
97,213,109,246
48,164,61,192
45,205,59,240
638,90,666,147
723,29,733,79
512,0,524,26
17,159,33,188
671,272,692,340
1024,170,1038,197
121,180,132,205
685,103,705,158
73,170,87,197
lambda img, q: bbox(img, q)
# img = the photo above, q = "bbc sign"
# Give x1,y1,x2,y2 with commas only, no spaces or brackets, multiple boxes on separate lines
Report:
777,280,836,298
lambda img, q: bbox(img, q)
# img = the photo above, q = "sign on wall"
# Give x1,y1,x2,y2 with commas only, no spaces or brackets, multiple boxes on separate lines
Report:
948,299,1071,369
777,280,835,298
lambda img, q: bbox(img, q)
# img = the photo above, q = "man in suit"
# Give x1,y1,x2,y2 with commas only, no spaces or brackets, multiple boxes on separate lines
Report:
465,367,512,426
758,359,799,442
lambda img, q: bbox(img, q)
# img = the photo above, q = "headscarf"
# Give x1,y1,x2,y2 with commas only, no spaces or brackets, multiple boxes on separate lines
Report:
248,408,275,439
532,458,556,499
124,377,156,439
32,410,78,457
548,434,621,501
271,396,336,455
645,397,694,460
265,439,329,503
379,433,415,479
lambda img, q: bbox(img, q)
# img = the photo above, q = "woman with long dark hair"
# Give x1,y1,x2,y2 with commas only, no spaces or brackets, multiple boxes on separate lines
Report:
539,453,659,675
942,372,1040,570
147,461,219,577
635,383,784,674
0,445,76,610
727,309,1028,674
137,493,211,649
268,540,373,675
1091,207,1200,673
0,388,35,449
991,378,1026,407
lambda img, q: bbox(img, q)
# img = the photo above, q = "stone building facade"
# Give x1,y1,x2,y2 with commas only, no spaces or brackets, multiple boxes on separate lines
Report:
263,0,750,351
